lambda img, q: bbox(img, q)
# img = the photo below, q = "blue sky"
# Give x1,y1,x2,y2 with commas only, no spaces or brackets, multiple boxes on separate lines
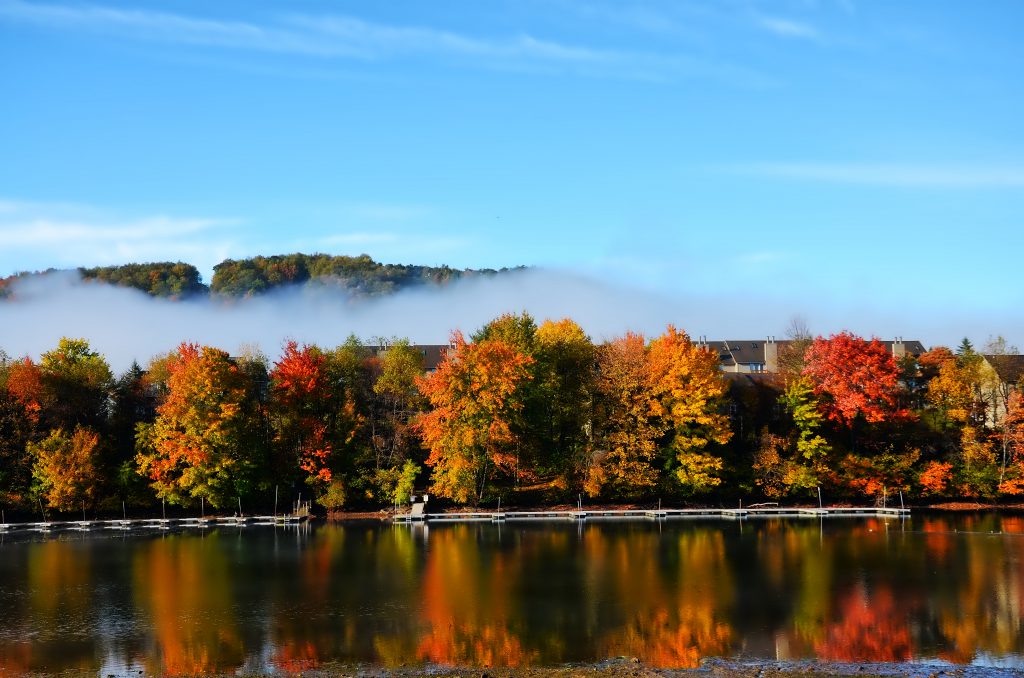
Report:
1,0,1022,344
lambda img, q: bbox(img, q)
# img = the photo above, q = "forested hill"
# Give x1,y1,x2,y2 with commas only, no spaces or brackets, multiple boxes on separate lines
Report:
0,262,208,299
0,254,524,300
210,253,520,297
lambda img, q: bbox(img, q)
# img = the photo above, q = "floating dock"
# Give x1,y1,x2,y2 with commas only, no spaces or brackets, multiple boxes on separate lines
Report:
0,514,307,536
394,506,909,523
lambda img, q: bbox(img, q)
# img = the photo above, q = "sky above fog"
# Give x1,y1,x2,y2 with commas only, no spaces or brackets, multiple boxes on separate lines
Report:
1,0,1022,361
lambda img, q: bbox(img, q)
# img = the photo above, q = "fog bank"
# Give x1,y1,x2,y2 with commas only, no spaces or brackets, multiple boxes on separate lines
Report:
0,269,1018,371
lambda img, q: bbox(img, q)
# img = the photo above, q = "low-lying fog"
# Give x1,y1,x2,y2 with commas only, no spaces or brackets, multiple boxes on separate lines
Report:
0,269,1017,371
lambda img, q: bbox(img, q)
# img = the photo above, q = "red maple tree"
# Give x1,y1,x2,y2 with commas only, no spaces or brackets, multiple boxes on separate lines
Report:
802,332,909,427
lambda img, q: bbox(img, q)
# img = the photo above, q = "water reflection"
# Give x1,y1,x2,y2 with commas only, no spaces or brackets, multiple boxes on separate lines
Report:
1,516,1023,675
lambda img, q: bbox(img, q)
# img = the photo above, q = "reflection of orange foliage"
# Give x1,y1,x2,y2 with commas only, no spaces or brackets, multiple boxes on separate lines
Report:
919,518,953,562
0,643,32,677
270,640,320,672
602,607,731,668
1000,517,1024,534
815,587,912,662
937,531,1022,664
28,540,91,621
595,528,733,668
418,623,529,668
134,536,243,676
415,527,533,667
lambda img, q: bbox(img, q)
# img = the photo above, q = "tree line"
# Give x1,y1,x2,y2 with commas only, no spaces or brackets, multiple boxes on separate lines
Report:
0,254,523,301
1,313,1022,515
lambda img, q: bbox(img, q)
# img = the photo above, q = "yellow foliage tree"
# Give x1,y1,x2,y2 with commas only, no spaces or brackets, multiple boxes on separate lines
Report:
648,326,731,492
30,426,101,511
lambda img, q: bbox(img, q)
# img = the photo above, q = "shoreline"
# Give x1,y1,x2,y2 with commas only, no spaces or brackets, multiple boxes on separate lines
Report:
2,501,1019,527
45,657,1008,677
327,501,1024,522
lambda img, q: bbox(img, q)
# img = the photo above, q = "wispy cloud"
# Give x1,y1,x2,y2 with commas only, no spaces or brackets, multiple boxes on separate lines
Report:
0,198,240,276
734,250,790,265
0,0,706,80
0,0,353,56
286,14,615,64
729,163,1024,188
754,16,821,41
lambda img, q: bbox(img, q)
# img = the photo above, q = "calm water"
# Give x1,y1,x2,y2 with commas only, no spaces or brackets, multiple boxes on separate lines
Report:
1,515,1023,675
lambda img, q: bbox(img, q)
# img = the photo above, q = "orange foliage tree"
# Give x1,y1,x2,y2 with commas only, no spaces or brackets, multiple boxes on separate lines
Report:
919,461,954,496
416,332,534,504
587,333,662,497
135,343,261,508
803,332,908,427
270,341,342,503
0,357,41,504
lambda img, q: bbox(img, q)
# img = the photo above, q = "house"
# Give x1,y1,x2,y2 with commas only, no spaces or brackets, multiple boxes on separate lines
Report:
978,353,1024,425
370,344,454,373
695,337,926,374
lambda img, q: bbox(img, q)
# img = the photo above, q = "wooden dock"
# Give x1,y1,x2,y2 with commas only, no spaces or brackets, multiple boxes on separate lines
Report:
0,514,308,536
394,506,909,523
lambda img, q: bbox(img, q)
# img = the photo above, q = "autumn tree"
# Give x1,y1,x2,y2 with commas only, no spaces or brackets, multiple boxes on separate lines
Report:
3,357,43,426
751,377,829,498
783,377,831,466
648,326,732,493
29,426,102,511
996,392,1024,494
135,343,264,508
0,356,38,506
923,347,976,427
802,332,908,428
776,316,813,381
471,312,538,356
107,362,160,506
533,318,596,490
269,341,339,503
321,336,375,506
416,331,533,504
956,426,998,498
39,337,113,431
368,339,425,504
919,461,954,496
752,430,791,499
587,333,662,497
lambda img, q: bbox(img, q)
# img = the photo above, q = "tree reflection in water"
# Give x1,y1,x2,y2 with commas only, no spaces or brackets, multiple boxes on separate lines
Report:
1,517,1024,675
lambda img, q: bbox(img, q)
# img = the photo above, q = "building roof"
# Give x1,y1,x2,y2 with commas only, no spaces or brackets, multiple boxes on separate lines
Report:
982,354,1024,385
370,344,452,371
698,337,926,373
702,340,777,367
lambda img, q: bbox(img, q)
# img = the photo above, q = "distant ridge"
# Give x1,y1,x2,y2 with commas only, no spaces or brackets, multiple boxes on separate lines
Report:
0,254,526,300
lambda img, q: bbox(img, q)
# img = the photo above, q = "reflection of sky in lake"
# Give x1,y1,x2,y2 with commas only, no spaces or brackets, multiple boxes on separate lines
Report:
1,516,1023,676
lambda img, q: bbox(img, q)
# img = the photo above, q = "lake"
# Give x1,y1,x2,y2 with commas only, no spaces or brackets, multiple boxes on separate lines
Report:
1,514,1022,675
